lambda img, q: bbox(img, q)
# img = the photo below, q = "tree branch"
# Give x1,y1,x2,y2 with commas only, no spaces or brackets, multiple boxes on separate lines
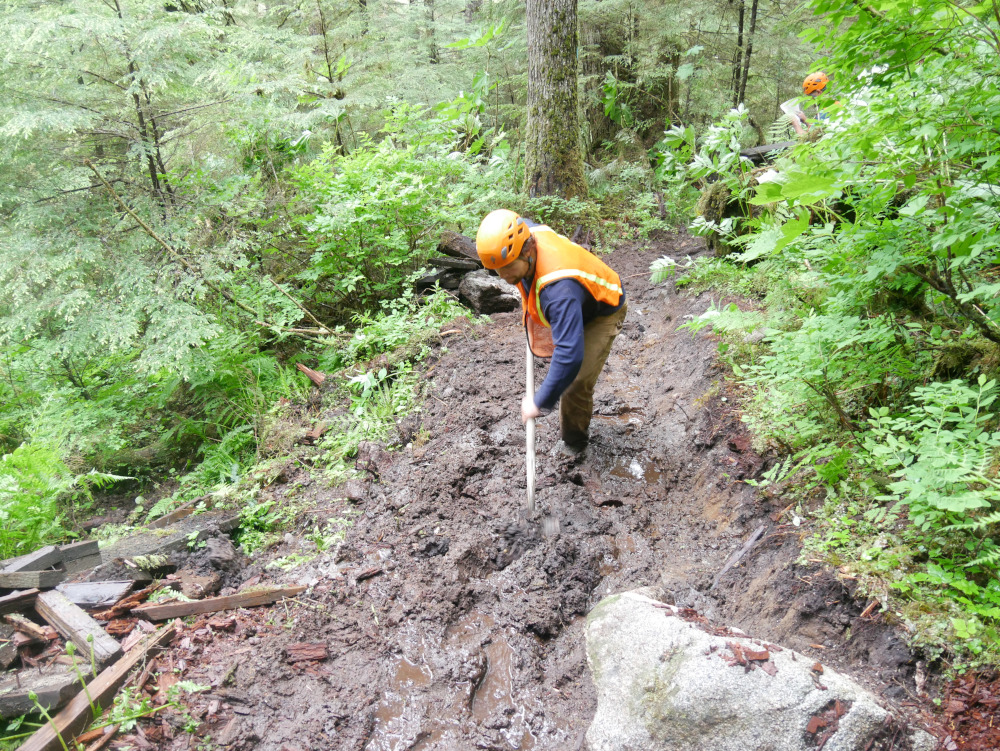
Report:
84,160,329,345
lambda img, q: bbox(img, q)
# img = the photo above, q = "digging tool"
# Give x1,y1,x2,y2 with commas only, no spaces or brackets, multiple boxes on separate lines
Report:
525,342,560,536
525,340,536,514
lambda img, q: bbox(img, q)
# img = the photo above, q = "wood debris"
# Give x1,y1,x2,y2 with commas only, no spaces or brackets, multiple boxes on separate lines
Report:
19,624,177,751
722,641,777,677
36,590,124,667
131,585,306,621
285,642,328,663
5,613,58,642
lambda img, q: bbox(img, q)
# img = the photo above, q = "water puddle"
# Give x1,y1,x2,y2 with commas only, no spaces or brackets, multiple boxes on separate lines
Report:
370,618,539,750
472,640,515,720
395,655,432,688
445,611,495,649
471,638,536,749
608,455,662,483
599,534,639,575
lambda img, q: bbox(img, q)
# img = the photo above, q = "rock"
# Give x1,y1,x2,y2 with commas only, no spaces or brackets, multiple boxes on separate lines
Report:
458,270,520,314
176,568,222,599
337,479,369,503
585,591,936,751
206,537,239,570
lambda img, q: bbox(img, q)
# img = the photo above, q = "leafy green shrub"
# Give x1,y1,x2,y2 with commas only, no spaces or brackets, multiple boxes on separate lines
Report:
290,130,515,312
0,443,123,558
653,0,1000,665
320,286,471,371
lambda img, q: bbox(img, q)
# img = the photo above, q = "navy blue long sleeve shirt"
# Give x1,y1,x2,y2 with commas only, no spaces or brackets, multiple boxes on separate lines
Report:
521,277,625,412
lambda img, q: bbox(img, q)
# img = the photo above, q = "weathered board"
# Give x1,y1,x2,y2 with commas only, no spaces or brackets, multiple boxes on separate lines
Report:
131,585,306,620
0,570,65,589
56,581,134,610
0,666,79,719
0,588,39,615
58,541,100,563
35,590,123,666
1,545,63,573
18,624,176,751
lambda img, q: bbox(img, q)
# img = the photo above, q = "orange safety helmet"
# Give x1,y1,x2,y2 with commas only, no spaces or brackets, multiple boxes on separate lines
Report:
476,209,530,270
803,72,829,96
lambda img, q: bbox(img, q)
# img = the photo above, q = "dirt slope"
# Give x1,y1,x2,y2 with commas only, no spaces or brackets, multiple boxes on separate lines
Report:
163,235,927,751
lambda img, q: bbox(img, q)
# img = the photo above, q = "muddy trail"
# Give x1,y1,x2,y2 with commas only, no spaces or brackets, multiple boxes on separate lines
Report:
164,235,925,751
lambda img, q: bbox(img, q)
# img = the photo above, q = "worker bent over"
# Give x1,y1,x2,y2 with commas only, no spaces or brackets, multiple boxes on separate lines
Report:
476,209,627,456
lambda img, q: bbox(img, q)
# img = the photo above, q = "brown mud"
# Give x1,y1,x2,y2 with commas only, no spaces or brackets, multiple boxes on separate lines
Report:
152,235,939,750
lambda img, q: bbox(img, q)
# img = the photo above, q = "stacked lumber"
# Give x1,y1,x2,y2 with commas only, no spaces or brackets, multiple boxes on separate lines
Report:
0,540,102,590
0,529,303,750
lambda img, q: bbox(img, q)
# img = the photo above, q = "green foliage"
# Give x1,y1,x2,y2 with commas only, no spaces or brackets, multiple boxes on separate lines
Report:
0,443,127,559
322,287,471,370
653,0,1000,665
291,130,515,310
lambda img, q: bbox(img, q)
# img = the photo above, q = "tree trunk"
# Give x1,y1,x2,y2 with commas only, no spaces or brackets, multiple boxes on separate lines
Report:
731,0,745,107
737,0,758,106
524,0,586,199
425,0,438,63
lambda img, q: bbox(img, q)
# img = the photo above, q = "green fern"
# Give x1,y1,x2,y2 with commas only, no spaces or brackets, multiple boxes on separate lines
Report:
946,509,1000,532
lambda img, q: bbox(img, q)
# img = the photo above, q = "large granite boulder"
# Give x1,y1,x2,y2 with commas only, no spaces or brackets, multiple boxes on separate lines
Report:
586,591,935,751
458,270,520,314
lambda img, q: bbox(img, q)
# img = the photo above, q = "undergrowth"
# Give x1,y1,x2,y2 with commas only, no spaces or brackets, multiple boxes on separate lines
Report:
656,8,1000,669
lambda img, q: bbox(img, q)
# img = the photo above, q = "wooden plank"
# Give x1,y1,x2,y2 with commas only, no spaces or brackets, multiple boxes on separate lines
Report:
1,545,62,573
710,524,768,591
0,667,79,719
56,582,134,610
146,504,196,530
35,591,123,667
0,570,65,589
64,553,103,575
58,541,100,562
0,588,39,615
19,623,176,751
0,623,16,670
131,585,306,621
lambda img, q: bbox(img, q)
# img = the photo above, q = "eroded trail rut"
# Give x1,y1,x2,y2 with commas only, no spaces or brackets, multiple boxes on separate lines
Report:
178,236,915,751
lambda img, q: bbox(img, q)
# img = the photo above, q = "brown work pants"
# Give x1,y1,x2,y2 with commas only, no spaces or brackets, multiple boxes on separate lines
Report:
560,301,628,448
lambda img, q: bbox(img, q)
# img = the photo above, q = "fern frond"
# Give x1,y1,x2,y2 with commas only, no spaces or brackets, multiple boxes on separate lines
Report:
965,546,1000,568
650,256,679,284
946,509,1000,532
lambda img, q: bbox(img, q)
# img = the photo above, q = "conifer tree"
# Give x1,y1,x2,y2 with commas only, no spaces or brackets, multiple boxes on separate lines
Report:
524,0,586,198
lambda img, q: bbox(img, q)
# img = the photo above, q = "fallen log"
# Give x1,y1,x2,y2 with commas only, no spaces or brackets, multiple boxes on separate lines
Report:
427,256,480,271
18,623,176,751
296,363,327,387
35,591,123,667
739,141,797,165
131,585,306,621
146,504,197,530
436,230,479,261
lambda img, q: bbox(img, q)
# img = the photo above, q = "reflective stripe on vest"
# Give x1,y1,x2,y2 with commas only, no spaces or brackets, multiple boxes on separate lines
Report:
533,270,625,327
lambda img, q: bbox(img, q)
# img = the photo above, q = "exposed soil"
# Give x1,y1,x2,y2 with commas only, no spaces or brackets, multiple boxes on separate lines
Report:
134,235,944,750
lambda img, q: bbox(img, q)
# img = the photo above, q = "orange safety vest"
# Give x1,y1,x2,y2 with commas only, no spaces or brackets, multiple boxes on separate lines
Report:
519,226,623,357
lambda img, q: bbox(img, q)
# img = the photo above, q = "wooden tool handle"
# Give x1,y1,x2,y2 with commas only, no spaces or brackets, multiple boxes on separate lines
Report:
525,341,536,512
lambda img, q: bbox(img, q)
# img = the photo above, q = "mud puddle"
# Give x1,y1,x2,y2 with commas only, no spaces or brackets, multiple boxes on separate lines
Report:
147,233,928,751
